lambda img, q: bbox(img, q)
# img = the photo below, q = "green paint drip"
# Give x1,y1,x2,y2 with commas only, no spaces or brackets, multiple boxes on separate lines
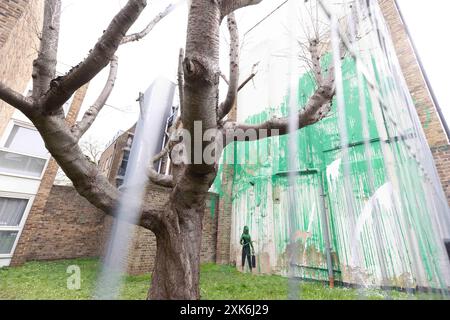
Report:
211,56,447,288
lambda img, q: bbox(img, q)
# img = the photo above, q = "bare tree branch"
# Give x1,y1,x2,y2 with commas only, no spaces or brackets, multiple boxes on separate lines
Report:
0,82,34,115
220,72,229,85
0,0,168,232
217,13,239,121
2,0,348,299
222,78,335,144
178,48,185,116
29,114,163,231
38,0,147,114
58,2,174,139
148,147,175,188
147,117,182,188
222,30,347,145
32,0,61,100
237,72,256,91
80,138,103,164
220,62,258,92
121,2,178,45
220,0,263,19
238,62,259,91
309,38,323,85
72,56,119,139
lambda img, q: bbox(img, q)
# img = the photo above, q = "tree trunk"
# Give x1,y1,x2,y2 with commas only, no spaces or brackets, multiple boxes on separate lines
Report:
148,207,203,300
148,1,222,298
146,0,222,299
148,170,215,300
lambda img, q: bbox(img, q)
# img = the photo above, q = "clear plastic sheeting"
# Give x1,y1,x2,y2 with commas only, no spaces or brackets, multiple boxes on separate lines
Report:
94,78,176,300
217,0,450,299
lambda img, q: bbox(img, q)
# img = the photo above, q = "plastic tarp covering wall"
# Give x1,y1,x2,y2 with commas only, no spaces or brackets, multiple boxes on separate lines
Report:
212,0,450,290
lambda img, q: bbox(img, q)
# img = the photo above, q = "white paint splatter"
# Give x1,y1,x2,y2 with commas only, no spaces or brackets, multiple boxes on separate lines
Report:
354,182,394,242
326,158,342,183
376,182,394,212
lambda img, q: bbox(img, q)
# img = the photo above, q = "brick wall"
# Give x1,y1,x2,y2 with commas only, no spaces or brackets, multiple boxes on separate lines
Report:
431,146,450,205
215,99,237,265
18,185,106,261
216,164,233,265
124,183,170,274
0,0,31,47
12,180,219,274
0,0,44,136
8,0,448,275
98,133,127,183
379,0,450,206
379,0,448,148
98,126,135,186
201,196,219,263
125,186,219,275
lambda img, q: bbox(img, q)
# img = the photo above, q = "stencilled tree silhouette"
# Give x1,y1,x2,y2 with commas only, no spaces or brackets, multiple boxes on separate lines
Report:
0,0,340,299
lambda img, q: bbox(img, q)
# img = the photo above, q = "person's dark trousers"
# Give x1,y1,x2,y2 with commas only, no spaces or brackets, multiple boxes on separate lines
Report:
241,246,252,271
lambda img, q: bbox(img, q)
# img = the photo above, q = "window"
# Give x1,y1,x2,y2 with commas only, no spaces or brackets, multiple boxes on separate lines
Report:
118,150,130,178
123,150,130,162
0,151,47,178
0,198,27,227
5,125,48,158
116,176,124,188
0,231,19,255
0,197,29,256
126,135,133,149
0,123,48,178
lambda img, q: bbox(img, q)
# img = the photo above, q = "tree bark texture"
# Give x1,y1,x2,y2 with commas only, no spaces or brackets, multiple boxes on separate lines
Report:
0,0,339,300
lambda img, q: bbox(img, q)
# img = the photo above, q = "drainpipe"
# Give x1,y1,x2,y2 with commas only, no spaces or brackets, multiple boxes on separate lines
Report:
319,178,335,288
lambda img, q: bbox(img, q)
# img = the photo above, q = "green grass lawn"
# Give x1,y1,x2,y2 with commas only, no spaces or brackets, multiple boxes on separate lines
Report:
0,258,438,300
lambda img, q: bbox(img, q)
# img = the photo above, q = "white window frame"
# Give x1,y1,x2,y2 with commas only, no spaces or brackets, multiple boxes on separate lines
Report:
0,120,50,180
0,192,35,259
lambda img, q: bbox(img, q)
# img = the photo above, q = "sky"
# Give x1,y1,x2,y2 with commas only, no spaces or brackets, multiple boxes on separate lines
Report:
56,0,450,149
58,0,291,148
396,0,450,131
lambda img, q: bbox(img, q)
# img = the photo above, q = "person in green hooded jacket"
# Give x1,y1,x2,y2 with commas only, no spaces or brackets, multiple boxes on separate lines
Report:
240,226,254,272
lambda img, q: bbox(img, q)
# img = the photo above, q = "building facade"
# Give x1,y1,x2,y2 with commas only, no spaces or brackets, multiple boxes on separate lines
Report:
0,0,92,267
97,121,218,275
0,0,43,136
1,0,449,289
10,85,89,266
98,126,135,188
0,0,45,267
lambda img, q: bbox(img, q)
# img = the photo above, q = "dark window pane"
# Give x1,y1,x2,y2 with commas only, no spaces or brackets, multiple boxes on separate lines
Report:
0,150,47,177
0,198,28,227
0,231,19,254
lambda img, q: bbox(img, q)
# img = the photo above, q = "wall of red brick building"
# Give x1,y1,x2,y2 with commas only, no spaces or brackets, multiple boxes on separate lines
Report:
0,0,44,136
379,0,450,207
11,84,89,266
214,0,450,268
125,187,219,275
215,90,237,265
215,164,234,265
7,0,450,274
12,181,219,274
98,126,135,186
17,185,106,261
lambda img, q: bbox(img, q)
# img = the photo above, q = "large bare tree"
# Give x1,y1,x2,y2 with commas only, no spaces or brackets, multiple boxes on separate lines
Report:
0,0,338,299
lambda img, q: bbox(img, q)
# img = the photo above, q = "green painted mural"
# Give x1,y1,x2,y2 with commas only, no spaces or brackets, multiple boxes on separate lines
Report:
212,55,450,290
